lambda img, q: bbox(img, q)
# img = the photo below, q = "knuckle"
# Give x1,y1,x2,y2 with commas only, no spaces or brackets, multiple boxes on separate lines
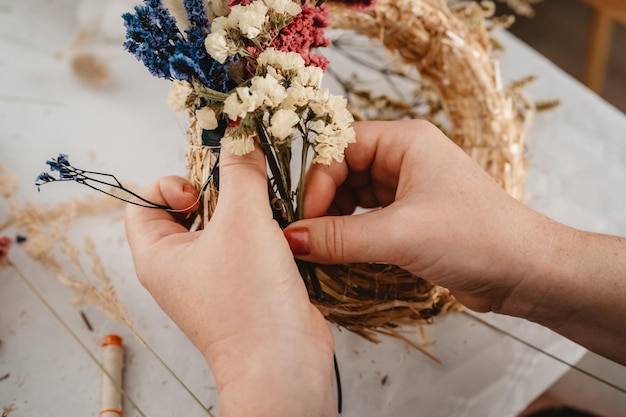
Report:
325,217,345,261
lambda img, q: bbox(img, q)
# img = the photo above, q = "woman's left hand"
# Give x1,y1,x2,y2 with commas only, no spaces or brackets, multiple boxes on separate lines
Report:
125,145,337,417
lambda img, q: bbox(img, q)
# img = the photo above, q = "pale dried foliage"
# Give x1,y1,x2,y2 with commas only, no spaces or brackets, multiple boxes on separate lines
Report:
329,0,534,201
70,52,112,87
1,194,135,331
0,165,18,198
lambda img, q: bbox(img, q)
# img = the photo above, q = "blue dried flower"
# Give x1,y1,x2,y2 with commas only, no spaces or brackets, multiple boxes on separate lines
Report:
35,154,76,190
183,0,207,29
35,153,217,212
123,1,182,79
45,153,75,180
57,154,70,165
123,0,230,93
35,172,55,185
169,53,205,84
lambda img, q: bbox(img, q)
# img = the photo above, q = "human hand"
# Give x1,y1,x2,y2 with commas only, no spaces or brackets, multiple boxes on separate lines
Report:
284,120,560,315
125,146,336,417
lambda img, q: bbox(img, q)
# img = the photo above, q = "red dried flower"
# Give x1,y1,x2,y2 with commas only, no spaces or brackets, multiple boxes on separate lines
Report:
272,4,331,70
241,2,331,72
228,0,252,8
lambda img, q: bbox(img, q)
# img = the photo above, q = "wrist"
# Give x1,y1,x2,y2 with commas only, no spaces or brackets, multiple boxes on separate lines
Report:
206,327,337,417
492,215,581,325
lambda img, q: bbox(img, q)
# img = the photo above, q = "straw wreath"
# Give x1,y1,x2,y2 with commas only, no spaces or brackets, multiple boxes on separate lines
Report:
173,0,535,343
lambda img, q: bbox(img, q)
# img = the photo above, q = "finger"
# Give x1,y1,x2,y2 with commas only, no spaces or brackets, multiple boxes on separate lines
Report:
302,120,411,218
301,159,348,218
284,209,396,265
125,176,199,249
215,144,270,216
333,182,358,215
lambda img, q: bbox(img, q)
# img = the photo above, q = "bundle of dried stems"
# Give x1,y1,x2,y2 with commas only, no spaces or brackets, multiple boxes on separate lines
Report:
185,0,534,342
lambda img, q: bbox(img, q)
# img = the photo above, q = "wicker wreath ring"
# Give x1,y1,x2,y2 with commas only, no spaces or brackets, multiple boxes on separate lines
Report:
186,0,534,345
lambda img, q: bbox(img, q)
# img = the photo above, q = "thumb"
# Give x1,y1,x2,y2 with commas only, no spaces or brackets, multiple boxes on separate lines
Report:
284,210,394,265
215,144,269,213
125,175,200,248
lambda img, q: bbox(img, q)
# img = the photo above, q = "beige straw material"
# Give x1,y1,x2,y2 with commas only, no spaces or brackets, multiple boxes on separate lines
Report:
329,0,533,200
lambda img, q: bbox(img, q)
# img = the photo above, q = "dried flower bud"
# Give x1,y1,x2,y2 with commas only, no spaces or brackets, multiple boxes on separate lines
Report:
204,32,232,64
264,0,301,16
230,2,268,39
221,133,256,156
268,109,299,140
257,48,305,72
196,107,219,130
167,80,195,112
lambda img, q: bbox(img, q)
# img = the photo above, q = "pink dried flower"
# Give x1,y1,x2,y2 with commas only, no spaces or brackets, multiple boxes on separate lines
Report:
228,0,252,8
272,4,330,70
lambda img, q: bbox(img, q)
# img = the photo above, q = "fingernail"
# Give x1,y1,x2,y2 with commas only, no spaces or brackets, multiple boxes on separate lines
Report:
284,227,310,256
183,184,197,198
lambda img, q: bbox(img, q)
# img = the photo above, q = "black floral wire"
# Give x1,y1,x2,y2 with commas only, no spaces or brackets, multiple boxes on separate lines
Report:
35,153,218,213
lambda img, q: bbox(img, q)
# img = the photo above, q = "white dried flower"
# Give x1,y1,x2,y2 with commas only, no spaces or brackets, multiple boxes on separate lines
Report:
282,84,316,110
309,89,331,116
211,16,231,33
231,2,268,39
264,0,301,16
250,74,287,108
204,31,233,64
221,133,255,156
223,87,262,120
327,94,353,127
307,92,356,165
167,80,194,112
196,107,219,130
257,48,305,72
265,65,284,82
268,109,299,140
312,141,336,165
343,124,356,143
311,123,355,165
293,66,323,88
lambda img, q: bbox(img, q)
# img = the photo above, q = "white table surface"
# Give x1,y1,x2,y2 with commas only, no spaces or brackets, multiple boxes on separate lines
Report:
1,1,625,416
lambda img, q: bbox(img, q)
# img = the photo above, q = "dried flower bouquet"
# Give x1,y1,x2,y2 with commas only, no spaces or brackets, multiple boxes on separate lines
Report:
94,0,532,343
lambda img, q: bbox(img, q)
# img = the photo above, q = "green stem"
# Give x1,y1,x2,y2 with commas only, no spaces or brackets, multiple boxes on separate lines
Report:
256,122,322,300
255,121,294,225
193,81,230,101
277,145,292,198
296,140,310,221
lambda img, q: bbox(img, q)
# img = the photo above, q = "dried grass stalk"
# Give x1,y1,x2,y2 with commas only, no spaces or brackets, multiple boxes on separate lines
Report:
329,0,533,201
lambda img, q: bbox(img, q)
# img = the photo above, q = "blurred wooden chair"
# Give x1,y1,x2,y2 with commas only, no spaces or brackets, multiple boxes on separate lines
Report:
580,0,626,93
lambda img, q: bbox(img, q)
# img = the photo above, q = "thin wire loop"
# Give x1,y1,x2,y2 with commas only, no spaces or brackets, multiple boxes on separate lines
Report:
35,153,220,214
463,311,626,395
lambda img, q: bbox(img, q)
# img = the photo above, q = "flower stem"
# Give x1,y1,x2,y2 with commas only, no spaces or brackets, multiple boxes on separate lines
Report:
296,140,310,221
256,120,294,226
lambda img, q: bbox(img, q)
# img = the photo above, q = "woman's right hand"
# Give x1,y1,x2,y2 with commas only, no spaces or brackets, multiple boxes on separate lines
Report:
286,120,626,365
286,120,555,314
